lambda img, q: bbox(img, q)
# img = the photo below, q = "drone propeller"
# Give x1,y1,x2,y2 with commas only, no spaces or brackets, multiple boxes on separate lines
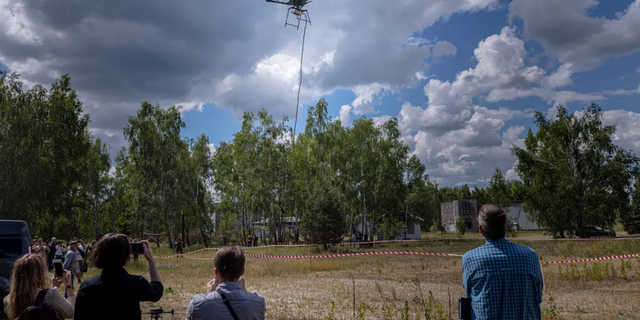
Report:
265,0,310,8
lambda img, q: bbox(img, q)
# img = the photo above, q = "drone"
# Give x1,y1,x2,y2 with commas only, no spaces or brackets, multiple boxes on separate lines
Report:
266,0,311,30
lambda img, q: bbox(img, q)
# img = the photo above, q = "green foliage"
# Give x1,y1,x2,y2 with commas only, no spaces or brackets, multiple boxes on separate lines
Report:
623,177,640,234
455,218,466,235
300,182,346,247
0,72,94,238
542,293,559,320
488,168,510,208
380,220,403,240
512,104,639,238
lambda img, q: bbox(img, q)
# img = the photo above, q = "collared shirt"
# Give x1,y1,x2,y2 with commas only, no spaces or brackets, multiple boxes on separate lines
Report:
462,238,543,320
187,282,266,320
74,267,163,320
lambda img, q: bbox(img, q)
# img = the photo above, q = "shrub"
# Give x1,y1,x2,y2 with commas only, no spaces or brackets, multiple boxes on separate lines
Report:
455,218,466,235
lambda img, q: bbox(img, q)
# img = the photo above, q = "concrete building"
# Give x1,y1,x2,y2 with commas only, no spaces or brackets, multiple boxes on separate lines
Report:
356,214,424,240
505,202,540,230
441,200,478,233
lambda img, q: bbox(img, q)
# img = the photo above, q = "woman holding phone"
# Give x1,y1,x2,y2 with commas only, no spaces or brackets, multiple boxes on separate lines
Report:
3,254,75,319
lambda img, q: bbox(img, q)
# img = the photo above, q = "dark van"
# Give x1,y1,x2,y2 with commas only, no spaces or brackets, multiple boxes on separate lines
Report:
0,220,31,304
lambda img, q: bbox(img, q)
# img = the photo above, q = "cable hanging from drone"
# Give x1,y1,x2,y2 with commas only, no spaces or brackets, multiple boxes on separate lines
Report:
266,0,312,150
267,0,311,30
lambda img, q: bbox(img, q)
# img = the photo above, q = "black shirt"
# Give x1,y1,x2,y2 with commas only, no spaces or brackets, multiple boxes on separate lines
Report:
74,267,163,320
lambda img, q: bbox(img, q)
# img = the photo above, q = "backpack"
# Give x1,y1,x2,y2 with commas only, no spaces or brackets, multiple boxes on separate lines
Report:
15,290,64,320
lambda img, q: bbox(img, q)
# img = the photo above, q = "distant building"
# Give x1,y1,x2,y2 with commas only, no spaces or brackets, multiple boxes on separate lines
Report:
441,200,478,233
253,217,298,238
505,202,540,230
356,214,424,240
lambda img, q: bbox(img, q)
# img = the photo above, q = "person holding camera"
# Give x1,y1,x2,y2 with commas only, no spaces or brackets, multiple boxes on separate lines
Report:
461,205,543,320
186,247,265,320
74,234,163,320
3,254,75,319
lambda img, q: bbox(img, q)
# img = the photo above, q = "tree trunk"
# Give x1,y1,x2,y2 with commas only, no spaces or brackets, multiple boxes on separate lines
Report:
199,226,209,248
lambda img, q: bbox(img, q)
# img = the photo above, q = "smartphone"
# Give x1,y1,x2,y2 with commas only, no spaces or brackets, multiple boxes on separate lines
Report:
53,259,64,278
130,242,144,255
459,297,471,320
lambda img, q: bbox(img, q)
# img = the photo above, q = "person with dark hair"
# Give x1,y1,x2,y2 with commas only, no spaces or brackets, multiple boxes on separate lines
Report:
74,233,163,320
175,238,183,255
186,247,265,320
47,237,57,271
461,204,543,320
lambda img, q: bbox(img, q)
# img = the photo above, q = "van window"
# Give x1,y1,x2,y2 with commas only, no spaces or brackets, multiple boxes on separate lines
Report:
0,239,23,258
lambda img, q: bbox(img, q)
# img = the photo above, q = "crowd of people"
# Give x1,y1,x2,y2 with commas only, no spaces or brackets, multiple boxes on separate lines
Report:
3,204,544,320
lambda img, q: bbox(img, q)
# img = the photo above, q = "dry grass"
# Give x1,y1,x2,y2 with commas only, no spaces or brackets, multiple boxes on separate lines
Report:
83,237,640,320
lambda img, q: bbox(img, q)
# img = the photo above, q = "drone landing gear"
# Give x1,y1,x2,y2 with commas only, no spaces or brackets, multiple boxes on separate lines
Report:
285,7,311,30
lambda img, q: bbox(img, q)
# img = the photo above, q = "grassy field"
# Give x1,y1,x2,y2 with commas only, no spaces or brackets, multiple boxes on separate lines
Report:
82,234,640,320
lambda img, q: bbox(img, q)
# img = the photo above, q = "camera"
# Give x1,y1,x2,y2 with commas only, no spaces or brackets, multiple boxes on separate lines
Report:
130,242,144,255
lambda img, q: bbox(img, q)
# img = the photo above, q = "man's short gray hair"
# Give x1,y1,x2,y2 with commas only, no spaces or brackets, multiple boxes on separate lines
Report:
478,204,508,240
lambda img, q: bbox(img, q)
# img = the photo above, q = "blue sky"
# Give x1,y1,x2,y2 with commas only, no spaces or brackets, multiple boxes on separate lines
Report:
1,0,639,186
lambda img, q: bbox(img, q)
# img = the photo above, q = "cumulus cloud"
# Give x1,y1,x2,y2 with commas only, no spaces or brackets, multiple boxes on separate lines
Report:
0,0,499,157
394,24,615,186
510,0,640,71
432,41,457,59
600,110,640,153
337,105,352,127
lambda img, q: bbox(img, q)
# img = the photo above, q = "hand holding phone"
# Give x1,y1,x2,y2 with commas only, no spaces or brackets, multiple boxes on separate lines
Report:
53,259,63,278
207,277,219,293
459,297,471,320
130,242,144,255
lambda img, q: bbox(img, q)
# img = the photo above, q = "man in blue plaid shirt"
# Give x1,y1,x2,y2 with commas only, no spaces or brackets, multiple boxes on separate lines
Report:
462,204,543,320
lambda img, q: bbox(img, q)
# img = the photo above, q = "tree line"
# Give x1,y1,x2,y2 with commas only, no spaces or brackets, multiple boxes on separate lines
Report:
2,73,639,247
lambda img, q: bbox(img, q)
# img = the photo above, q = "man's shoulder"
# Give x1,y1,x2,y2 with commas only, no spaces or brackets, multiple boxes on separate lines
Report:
190,291,265,308
504,241,538,258
79,274,103,288
463,240,538,262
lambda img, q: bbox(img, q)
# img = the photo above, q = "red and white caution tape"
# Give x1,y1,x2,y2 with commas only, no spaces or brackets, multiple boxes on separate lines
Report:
169,251,640,265
542,253,640,264
176,251,463,261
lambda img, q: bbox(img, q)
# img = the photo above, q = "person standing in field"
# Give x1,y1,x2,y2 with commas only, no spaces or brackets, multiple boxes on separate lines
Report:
462,204,543,320
63,241,80,298
47,237,57,271
186,247,265,320
175,238,183,255
74,234,163,320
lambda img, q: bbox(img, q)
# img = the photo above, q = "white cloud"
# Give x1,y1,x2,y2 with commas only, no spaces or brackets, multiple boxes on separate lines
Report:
372,115,393,127
351,83,390,115
600,110,640,153
338,104,351,127
432,40,457,59
510,0,640,71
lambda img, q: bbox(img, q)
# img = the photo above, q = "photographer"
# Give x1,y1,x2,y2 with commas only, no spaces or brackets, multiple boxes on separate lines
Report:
74,234,163,320
3,254,75,320
186,247,265,320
